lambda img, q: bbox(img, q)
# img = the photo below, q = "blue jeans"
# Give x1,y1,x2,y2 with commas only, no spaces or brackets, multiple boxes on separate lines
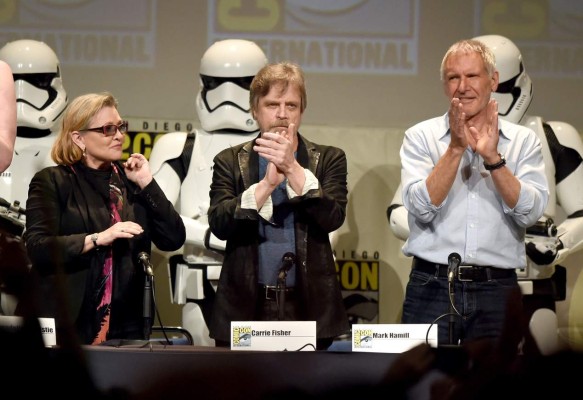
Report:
401,267,518,345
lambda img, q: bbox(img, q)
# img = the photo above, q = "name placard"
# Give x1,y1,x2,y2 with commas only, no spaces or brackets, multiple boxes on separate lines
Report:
0,315,57,347
231,320,316,351
352,324,437,353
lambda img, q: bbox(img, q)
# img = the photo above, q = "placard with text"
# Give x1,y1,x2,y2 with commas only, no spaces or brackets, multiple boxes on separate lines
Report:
231,321,316,351
0,316,57,347
352,323,437,353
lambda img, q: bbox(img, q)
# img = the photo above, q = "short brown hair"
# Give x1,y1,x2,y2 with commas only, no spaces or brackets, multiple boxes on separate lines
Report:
249,62,307,116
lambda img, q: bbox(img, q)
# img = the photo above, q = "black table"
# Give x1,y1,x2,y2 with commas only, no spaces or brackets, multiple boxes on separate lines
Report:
81,343,443,399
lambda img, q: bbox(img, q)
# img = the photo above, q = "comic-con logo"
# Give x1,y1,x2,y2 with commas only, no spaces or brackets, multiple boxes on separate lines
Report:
353,329,373,348
232,326,252,347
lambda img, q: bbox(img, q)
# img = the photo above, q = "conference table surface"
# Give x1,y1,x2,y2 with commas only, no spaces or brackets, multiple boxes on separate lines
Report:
81,341,444,399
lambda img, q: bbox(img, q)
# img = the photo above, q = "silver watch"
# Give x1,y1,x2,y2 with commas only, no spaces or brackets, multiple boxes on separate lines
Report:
91,232,99,247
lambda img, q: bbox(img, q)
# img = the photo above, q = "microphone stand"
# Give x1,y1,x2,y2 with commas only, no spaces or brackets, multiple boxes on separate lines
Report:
446,252,461,346
276,253,295,321
448,279,455,345
276,270,287,321
143,272,153,341
100,267,154,347
99,253,156,347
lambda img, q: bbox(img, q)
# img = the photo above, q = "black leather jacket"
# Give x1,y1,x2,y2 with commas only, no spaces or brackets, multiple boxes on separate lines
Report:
208,134,350,342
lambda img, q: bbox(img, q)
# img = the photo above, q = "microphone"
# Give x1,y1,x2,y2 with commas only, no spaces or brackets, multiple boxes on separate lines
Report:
276,252,295,321
138,252,154,277
278,252,296,281
446,252,461,346
139,252,154,341
447,252,461,283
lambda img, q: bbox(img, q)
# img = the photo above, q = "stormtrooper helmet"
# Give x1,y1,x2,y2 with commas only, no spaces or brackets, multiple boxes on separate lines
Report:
474,34,532,124
0,39,67,135
196,39,267,132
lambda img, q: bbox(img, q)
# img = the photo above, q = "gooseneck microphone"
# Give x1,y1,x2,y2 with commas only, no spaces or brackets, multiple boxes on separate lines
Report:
447,252,461,283
138,252,154,277
138,252,154,341
447,252,461,346
277,252,296,321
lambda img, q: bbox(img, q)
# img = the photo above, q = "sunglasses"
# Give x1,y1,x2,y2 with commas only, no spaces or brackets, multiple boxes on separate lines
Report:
81,120,129,137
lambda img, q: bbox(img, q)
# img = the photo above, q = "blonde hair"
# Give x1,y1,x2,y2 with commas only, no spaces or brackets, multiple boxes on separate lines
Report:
439,39,496,81
249,62,307,115
51,92,119,165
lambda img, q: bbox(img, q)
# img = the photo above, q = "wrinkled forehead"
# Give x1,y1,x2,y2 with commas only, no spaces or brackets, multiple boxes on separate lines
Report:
265,81,300,99
443,52,486,74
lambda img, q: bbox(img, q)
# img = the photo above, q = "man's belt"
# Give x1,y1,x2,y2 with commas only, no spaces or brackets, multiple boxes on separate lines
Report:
412,257,516,282
260,285,296,301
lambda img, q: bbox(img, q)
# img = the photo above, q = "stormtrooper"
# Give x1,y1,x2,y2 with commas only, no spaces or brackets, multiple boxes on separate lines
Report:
387,35,583,354
0,39,68,315
148,39,268,346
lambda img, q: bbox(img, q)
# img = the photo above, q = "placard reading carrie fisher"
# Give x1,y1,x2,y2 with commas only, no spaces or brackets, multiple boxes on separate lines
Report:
231,321,316,351
352,324,437,353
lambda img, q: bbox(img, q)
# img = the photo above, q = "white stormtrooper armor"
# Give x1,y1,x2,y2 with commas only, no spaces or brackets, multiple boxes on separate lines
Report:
387,35,583,355
0,39,67,315
148,39,268,345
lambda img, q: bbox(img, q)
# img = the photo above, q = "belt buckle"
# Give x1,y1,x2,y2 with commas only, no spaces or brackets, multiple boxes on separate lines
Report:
264,285,277,301
457,265,474,282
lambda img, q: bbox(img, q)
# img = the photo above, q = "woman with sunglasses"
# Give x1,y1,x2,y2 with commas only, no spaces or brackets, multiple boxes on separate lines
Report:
23,92,186,345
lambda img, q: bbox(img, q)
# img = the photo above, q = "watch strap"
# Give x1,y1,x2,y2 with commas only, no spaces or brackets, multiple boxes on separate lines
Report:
484,153,506,171
91,233,99,247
